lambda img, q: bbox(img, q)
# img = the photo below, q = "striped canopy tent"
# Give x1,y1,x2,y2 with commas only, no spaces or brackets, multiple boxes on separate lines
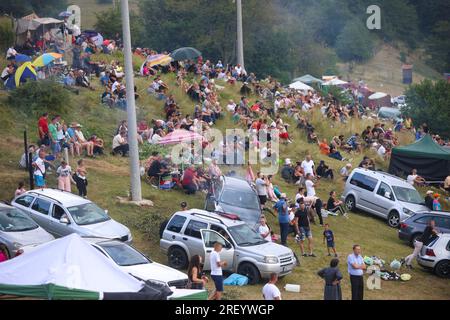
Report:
140,54,173,75
14,62,37,87
158,129,203,145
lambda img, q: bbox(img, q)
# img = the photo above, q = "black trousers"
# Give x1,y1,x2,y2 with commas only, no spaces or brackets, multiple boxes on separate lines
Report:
113,144,129,156
350,275,364,300
314,199,324,225
74,175,87,197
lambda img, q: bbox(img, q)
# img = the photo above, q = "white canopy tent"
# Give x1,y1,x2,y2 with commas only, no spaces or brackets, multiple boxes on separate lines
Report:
323,78,348,86
288,80,315,92
0,234,144,298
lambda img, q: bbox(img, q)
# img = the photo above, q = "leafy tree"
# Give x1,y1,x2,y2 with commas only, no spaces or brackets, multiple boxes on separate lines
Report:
335,19,374,62
402,80,450,138
0,0,67,17
425,21,450,72
93,7,143,46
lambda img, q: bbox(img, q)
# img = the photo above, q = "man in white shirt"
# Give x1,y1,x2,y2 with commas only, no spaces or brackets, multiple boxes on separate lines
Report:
209,242,227,300
305,174,317,197
258,216,272,242
340,163,352,180
112,131,129,157
406,169,425,186
226,100,237,112
301,155,315,177
32,150,47,188
255,172,268,211
262,273,281,300
377,144,386,159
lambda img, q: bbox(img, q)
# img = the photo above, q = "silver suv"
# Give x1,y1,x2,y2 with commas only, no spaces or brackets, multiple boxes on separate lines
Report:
160,209,296,284
11,189,132,243
341,168,429,228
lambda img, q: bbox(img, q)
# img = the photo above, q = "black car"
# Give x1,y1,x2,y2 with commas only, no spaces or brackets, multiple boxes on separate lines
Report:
399,212,450,246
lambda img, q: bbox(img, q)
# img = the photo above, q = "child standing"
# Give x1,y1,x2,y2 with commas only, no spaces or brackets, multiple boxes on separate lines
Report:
323,224,337,257
56,161,74,192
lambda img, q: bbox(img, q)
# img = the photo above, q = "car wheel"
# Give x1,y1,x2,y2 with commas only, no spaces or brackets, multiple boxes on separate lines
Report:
345,195,356,212
434,260,450,278
387,211,400,228
237,262,260,285
168,246,188,270
0,244,10,260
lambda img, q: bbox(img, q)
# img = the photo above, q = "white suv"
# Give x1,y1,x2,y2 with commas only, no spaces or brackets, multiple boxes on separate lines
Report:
12,189,132,243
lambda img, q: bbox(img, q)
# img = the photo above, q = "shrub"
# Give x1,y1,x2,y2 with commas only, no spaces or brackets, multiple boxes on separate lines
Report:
0,18,14,52
125,212,166,243
139,143,170,160
8,80,70,117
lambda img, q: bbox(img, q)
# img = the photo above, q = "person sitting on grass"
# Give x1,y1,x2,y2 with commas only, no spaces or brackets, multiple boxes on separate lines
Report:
316,160,334,180
327,191,347,216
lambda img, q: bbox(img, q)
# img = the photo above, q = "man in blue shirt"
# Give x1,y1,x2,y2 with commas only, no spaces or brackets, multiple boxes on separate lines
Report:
347,244,366,300
274,193,290,246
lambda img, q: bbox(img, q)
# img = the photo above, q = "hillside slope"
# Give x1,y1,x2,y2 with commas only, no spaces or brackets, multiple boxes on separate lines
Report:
0,64,449,300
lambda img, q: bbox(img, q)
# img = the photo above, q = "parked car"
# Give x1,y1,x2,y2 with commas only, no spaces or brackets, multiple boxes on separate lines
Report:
160,209,296,284
399,212,450,246
21,237,188,288
342,168,429,228
0,203,54,259
417,233,450,278
11,189,132,243
391,95,406,107
377,107,402,122
205,175,261,229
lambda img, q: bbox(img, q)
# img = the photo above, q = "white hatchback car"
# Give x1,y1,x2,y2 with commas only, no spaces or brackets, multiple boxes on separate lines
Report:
417,233,450,278
22,237,189,288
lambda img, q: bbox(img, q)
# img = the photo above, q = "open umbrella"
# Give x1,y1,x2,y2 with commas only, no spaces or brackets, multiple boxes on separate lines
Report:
15,62,37,87
32,52,63,67
14,54,32,63
369,92,388,100
58,11,72,18
170,47,202,61
140,54,173,75
158,129,203,145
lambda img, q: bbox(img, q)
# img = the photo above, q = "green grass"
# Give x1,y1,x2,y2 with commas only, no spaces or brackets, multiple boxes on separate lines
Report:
0,61,449,300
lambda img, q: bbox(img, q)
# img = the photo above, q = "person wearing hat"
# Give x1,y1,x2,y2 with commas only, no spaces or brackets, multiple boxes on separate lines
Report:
274,193,290,246
424,190,434,210
432,193,442,211
281,159,295,183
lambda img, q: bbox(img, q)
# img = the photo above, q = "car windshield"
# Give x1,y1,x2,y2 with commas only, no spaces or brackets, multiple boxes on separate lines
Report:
100,242,150,266
0,208,39,232
220,190,259,210
67,203,111,226
392,186,424,204
228,224,267,247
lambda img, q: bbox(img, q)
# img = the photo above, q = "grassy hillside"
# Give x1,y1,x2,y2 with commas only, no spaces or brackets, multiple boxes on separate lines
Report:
337,44,443,96
0,57,449,300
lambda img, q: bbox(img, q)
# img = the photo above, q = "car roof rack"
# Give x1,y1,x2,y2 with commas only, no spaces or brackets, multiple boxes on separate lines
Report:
191,212,225,225
28,191,63,206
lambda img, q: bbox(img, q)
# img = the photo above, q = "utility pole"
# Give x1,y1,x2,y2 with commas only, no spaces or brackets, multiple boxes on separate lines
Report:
120,0,142,201
236,0,245,71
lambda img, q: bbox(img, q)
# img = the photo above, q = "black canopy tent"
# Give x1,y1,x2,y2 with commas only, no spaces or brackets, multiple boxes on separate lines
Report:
388,135,450,182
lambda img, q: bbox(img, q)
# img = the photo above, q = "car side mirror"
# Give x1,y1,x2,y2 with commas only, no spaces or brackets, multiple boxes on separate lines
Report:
60,215,70,224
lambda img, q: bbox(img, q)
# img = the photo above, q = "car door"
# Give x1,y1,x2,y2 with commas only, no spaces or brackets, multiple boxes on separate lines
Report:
29,198,54,234
183,219,209,258
50,204,74,237
200,229,234,272
374,182,395,217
